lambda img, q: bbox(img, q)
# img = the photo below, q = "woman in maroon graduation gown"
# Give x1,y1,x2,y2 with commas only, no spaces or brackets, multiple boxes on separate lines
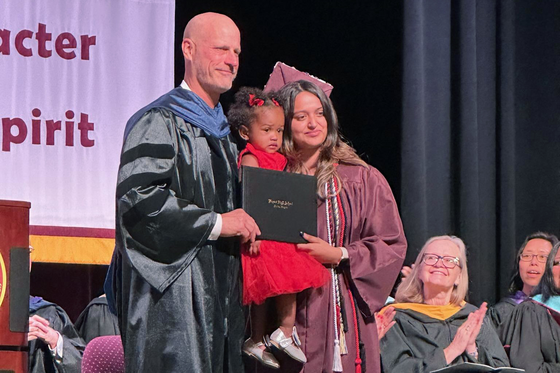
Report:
276,80,407,373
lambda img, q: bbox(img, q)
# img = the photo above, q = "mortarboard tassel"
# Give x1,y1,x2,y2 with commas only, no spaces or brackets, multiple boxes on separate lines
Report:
356,358,363,373
333,340,343,372
339,328,348,355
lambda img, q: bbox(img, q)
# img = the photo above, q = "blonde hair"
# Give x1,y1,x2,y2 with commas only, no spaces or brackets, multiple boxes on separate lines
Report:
395,235,469,306
278,80,367,198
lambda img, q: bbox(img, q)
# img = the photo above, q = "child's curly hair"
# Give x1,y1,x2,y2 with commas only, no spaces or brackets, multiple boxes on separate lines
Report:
227,87,282,132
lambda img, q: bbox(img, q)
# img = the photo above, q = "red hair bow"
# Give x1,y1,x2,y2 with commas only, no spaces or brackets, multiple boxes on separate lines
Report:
249,94,264,107
272,98,280,107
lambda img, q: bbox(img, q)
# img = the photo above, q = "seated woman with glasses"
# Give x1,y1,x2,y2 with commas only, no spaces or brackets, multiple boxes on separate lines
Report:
379,235,510,372
502,241,560,372
488,232,557,342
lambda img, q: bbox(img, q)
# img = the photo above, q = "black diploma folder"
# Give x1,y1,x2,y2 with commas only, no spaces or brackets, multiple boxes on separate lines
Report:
241,166,317,243
430,363,524,373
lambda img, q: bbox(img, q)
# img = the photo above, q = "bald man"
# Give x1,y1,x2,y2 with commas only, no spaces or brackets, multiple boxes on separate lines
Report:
105,13,259,372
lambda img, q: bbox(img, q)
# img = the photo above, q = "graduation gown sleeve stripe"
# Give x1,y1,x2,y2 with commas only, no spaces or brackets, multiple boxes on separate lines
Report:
116,108,219,293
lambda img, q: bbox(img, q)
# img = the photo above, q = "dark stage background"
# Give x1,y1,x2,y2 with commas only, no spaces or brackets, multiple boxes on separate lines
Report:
30,0,560,320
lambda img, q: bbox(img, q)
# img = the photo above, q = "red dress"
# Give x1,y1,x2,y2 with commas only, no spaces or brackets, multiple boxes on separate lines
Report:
240,143,329,305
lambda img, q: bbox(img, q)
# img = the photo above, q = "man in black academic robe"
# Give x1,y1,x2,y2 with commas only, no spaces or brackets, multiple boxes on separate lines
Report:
105,12,259,373
29,296,85,373
74,295,119,344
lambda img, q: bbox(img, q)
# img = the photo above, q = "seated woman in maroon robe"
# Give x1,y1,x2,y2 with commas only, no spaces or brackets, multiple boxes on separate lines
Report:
379,235,510,372
273,80,407,373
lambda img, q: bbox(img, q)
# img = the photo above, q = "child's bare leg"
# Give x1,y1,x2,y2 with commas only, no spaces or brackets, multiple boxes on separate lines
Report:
251,303,267,346
276,293,296,337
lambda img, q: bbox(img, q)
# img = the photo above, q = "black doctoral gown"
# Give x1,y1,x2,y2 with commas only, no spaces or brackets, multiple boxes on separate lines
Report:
488,292,527,344
502,300,560,372
29,300,85,373
74,296,120,344
107,102,244,372
380,303,510,373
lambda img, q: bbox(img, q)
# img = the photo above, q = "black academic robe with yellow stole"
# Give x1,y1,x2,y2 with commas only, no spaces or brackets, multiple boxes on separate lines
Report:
488,291,529,344
379,302,510,373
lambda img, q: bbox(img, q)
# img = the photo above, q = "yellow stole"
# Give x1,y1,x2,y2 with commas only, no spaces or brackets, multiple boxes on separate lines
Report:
382,302,466,320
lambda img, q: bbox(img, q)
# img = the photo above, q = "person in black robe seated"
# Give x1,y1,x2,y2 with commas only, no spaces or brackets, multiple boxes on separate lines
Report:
488,232,557,341
74,294,120,344
502,240,560,372
28,247,85,373
379,235,510,372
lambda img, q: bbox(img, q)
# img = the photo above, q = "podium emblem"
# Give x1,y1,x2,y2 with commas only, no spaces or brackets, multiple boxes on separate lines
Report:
0,252,6,307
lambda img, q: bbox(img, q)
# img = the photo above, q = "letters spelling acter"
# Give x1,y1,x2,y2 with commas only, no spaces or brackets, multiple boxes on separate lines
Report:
0,23,96,60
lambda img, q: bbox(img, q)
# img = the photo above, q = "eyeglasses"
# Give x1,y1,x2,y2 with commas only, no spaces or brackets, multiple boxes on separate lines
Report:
519,253,548,263
422,254,461,269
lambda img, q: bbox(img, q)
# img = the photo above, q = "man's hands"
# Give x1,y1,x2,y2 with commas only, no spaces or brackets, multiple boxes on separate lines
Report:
220,209,261,243
28,315,59,350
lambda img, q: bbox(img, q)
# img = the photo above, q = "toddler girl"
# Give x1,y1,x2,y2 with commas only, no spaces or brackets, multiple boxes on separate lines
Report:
228,87,329,369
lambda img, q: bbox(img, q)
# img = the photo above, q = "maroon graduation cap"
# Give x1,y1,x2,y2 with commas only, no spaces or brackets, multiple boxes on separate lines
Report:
263,62,334,97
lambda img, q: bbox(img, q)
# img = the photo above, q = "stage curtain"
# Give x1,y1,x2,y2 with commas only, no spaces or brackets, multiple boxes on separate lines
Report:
400,0,560,305
0,0,174,265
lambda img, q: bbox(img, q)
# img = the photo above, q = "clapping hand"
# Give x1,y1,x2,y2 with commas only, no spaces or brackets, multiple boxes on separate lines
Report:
400,264,415,280
443,302,487,364
28,315,59,349
375,306,396,340
465,302,487,351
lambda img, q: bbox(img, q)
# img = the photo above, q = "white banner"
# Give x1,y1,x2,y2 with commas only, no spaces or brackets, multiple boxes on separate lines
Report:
0,0,174,248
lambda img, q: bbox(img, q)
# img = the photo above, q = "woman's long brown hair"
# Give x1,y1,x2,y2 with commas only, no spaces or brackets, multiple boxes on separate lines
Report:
279,80,366,198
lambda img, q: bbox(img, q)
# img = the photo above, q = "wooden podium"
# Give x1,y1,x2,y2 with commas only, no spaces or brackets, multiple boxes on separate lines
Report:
0,200,30,373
